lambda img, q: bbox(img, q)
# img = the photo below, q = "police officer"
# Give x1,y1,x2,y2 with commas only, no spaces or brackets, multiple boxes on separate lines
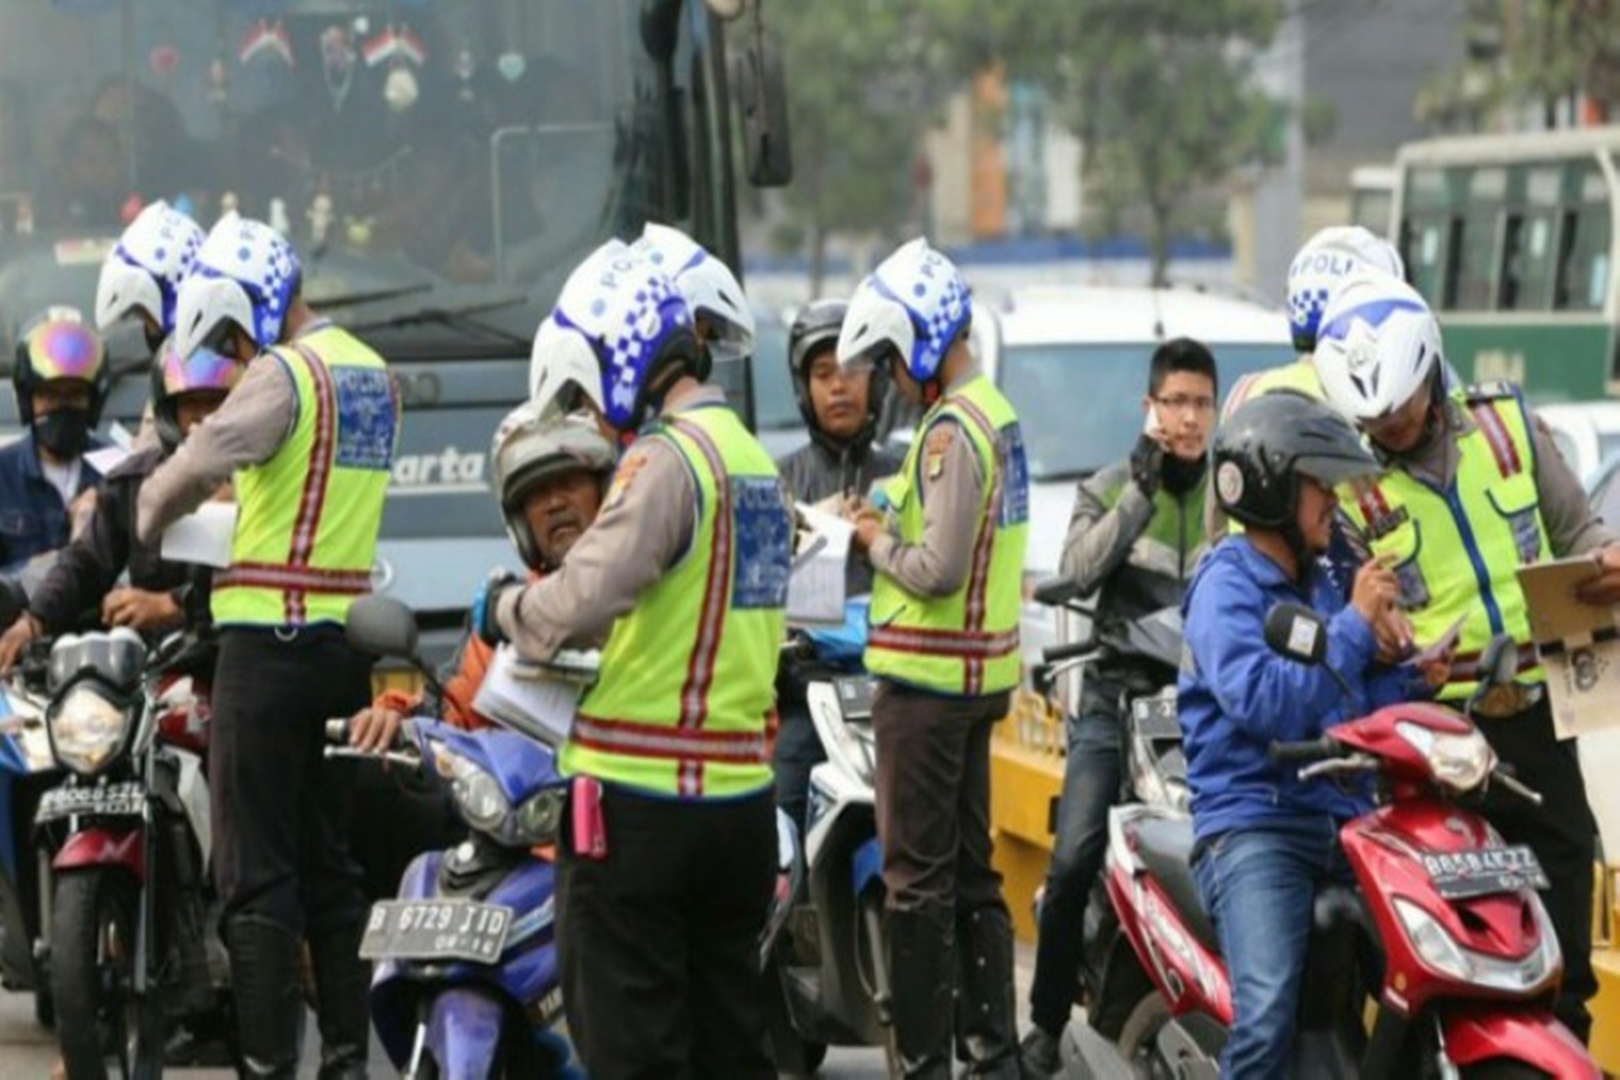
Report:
1206,226,1404,541
0,307,110,581
138,211,398,1078
491,239,790,1077
839,238,1028,1078
774,298,903,831
1020,337,1217,1074
1316,271,1613,1042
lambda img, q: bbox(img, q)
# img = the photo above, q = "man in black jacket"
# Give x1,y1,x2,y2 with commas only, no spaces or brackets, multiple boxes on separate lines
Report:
1021,338,1218,1074
773,299,903,832
0,341,240,666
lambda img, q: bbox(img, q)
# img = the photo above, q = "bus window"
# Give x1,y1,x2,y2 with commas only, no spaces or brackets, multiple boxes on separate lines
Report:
1500,210,1556,310
1404,216,1448,304
1451,212,1499,310
1555,204,1611,311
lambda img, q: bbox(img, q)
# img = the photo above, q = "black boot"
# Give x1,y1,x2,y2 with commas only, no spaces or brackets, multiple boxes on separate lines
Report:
886,906,956,1080
308,924,372,1080
224,915,305,1079
955,905,1021,1078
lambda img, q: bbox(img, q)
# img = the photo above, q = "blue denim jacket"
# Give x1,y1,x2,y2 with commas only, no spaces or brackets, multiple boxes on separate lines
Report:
1178,537,1410,843
0,431,104,575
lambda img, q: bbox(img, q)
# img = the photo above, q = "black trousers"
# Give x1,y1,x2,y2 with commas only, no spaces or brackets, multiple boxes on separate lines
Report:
771,698,826,838
557,783,777,1079
872,680,1010,916
1475,696,1597,1042
209,626,372,935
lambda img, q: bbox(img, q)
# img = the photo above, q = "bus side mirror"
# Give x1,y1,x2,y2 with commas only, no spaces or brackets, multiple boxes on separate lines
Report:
733,21,792,187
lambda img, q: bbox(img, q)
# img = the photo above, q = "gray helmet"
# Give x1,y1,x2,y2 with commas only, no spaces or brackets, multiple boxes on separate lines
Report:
1213,391,1377,530
490,401,615,569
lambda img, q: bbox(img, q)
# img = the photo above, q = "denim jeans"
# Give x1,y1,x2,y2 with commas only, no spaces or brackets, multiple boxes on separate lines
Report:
1027,709,1121,1036
1191,817,1350,1080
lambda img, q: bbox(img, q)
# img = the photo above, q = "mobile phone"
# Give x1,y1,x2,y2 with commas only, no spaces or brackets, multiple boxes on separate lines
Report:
1143,404,1163,439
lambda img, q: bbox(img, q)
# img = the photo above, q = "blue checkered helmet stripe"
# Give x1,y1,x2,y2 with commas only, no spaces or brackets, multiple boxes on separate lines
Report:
1318,296,1427,346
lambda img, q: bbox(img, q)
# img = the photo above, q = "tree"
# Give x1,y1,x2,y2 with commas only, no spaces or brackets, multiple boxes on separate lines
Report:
937,0,1283,284
761,1,942,293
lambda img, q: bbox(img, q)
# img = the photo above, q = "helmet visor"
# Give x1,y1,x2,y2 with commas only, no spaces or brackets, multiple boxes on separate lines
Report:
1294,451,1378,490
162,344,242,397
25,322,103,382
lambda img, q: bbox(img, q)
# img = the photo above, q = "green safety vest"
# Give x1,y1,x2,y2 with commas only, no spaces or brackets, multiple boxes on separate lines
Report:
866,374,1029,696
564,405,790,798
212,325,396,628
1223,359,1324,536
1338,385,1549,702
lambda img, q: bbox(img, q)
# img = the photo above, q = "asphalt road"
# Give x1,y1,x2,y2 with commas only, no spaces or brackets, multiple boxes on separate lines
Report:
0,944,1036,1077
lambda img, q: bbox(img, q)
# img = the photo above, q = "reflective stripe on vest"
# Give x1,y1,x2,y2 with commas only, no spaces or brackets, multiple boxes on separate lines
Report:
211,327,394,627
562,405,788,798
1338,389,1550,702
865,375,1028,695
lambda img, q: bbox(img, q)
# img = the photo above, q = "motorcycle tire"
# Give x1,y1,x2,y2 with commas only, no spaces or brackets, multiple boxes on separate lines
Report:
1115,992,1172,1074
49,869,162,1080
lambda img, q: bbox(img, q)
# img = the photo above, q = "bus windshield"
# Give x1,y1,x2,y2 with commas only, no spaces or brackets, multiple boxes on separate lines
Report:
0,0,705,360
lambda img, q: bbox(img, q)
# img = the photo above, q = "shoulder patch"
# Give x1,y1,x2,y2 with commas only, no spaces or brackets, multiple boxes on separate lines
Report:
603,447,652,510
923,422,957,481
1464,379,1517,404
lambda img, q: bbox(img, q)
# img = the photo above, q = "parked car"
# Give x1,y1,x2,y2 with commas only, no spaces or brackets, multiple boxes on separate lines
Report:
1537,402,1620,486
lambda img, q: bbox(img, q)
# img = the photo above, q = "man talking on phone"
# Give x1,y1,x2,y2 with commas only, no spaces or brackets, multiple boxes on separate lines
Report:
1022,338,1218,1073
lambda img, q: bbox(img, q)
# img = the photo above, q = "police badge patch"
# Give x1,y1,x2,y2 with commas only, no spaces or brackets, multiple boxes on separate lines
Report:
332,367,396,471
731,477,792,609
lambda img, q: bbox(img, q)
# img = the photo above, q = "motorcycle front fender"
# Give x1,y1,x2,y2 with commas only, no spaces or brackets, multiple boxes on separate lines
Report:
54,827,144,882
427,985,505,1078
1440,1004,1598,1079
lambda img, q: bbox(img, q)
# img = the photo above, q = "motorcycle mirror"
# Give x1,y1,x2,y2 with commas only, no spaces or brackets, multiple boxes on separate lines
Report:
345,595,421,663
1264,603,1328,666
1478,633,1518,689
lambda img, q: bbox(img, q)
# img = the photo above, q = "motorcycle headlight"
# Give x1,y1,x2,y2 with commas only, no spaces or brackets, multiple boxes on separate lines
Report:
48,685,132,776
431,742,510,835
1393,896,1560,993
510,788,565,846
1395,720,1493,793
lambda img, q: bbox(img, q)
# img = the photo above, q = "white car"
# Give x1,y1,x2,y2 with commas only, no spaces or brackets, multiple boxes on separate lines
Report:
974,284,1297,672
1536,402,1620,487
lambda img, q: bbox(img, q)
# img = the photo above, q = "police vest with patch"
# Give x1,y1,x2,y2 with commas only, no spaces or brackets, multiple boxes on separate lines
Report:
1338,384,1548,702
565,405,790,799
1223,359,1323,535
213,325,396,628
866,374,1029,696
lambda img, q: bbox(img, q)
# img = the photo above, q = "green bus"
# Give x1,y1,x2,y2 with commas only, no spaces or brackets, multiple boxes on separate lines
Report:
1390,127,1618,401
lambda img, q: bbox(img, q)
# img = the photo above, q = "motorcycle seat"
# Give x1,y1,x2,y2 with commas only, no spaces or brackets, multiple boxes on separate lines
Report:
1133,816,1219,952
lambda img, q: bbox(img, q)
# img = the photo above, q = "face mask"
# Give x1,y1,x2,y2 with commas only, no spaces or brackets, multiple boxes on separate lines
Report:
35,409,91,458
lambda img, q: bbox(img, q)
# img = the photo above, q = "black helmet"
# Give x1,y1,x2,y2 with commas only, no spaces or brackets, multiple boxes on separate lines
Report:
787,298,887,443
1214,392,1377,529
13,307,110,425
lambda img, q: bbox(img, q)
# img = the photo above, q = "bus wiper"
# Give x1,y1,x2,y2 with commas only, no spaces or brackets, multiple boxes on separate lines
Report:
308,282,436,313
350,295,533,348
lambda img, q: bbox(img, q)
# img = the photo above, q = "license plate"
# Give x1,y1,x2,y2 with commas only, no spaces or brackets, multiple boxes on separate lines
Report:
359,899,513,964
35,781,145,824
1421,844,1549,900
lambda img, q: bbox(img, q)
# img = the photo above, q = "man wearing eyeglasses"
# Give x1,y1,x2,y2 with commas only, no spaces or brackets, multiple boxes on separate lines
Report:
1021,337,1218,1074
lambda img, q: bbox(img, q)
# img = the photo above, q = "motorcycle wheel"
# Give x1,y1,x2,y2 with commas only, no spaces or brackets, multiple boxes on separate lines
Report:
1116,992,1172,1077
49,869,162,1080
1458,1063,1551,1080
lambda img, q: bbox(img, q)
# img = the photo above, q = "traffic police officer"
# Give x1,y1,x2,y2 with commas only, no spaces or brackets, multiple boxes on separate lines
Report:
139,211,398,1078
1316,271,1614,1042
839,238,1029,1078
493,239,790,1077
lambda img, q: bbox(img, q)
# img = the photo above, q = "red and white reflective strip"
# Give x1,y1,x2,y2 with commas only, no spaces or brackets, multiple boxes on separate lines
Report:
946,394,1005,695
214,562,372,595
1352,478,1392,531
284,343,338,623
1469,402,1522,479
867,624,1020,659
666,419,733,796
1223,372,1261,422
572,714,767,766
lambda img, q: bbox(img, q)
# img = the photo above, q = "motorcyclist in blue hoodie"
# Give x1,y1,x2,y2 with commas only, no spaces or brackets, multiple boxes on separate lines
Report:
1179,392,1445,1080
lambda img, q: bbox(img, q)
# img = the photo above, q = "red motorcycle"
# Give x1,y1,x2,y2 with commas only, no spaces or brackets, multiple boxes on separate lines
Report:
1063,603,1597,1080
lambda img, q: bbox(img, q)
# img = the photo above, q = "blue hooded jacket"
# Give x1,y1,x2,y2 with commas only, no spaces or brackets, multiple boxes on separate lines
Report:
0,430,103,575
1178,537,1410,843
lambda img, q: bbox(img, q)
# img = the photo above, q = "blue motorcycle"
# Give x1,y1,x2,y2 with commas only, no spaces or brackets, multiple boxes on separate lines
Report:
338,596,577,1080
0,640,61,1028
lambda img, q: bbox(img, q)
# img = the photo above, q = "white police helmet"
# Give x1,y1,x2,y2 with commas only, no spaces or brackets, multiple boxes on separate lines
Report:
1286,225,1405,353
837,238,972,385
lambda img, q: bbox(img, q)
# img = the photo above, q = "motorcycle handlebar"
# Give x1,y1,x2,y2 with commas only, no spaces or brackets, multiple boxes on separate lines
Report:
1040,637,1099,666
1491,769,1544,808
1268,736,1340,765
